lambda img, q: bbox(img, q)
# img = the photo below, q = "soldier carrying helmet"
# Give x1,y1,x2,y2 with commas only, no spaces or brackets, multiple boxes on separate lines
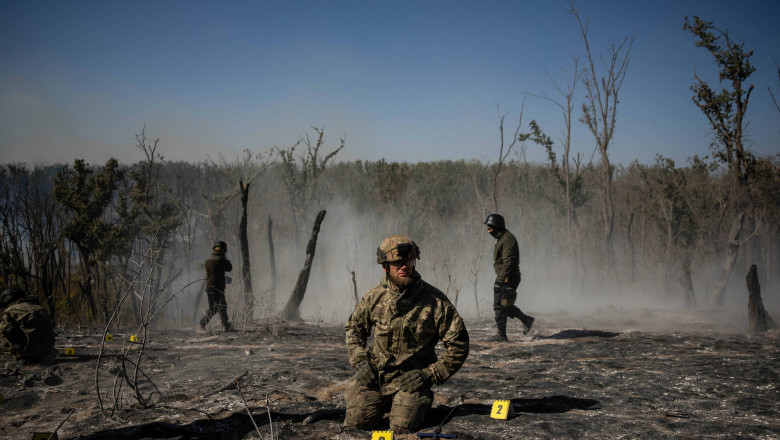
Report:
197,240,234,334
484,214,535,341
344,234,469,434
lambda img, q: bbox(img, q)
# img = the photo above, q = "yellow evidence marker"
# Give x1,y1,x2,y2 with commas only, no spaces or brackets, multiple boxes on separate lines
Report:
490,399,515,419
105,334,113,342
32,433,58,440
64,348,76,355
129,334,138,342
371,430,394,440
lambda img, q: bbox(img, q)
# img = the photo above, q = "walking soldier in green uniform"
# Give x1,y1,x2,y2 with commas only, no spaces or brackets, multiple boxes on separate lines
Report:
344,234,469,434
485,214,535,341
198,240,234,333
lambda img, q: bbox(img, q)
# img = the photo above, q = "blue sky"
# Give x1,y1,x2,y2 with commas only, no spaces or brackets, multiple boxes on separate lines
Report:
2,0,779,167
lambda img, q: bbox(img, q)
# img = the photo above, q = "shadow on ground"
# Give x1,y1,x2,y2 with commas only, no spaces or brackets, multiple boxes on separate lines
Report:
534,329,621,340
72,409,303,440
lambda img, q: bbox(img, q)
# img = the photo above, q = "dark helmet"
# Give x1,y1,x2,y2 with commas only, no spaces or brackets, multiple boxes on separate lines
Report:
484,214,506,230
213,240,227,253
0,286,25,309
376,234,421,264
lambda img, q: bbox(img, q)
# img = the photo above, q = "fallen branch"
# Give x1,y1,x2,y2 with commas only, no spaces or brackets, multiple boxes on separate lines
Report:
203,370,249,398
47,408,75,440
266,394,275,440
235,379,264,440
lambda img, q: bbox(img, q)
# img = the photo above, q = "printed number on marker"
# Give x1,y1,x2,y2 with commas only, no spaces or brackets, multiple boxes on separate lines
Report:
105,334,114,342
371,431,393,440
64,348,76,355
490,399,514,419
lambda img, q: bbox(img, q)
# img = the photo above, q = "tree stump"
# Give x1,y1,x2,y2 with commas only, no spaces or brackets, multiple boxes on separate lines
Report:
746,264,777,334
281,210,326,321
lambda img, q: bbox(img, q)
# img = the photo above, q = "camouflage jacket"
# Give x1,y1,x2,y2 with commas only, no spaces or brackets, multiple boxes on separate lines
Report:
205,250,232,293
0,297,56,361
492,229,520,283
345,273,469,387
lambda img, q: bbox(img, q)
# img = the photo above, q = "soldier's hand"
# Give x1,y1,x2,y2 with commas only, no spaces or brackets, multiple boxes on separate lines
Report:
494,281,510,293
398,369,431,393
354,360,378,387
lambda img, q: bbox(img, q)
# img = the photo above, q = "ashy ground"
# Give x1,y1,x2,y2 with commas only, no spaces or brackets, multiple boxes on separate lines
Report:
1,307,779,439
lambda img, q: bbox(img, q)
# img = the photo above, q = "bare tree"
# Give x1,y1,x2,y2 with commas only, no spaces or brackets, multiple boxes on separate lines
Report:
568,1,635,275
267,215,277,305
535,58,584,261
275,127,343,248
492,101,528,212
769,60,780,115
239,180,253,321
281,210,327,321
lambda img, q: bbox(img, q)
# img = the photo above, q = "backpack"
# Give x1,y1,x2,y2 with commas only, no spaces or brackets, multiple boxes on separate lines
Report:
0,299,56,361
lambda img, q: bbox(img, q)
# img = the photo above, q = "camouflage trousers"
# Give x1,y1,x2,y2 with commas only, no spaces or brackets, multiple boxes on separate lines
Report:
344,377,433,434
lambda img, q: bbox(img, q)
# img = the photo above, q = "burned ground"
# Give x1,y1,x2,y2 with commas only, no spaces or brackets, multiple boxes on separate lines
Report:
1,307,779,439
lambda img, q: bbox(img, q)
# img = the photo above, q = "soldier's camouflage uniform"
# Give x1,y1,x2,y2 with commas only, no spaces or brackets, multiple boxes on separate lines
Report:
492,228,534,336
344,272,469,433
0,296,56,363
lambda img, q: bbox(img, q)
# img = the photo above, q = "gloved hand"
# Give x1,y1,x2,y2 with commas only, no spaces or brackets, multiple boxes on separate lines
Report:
354,360,378,387
493,281,509,294
398,369,431,393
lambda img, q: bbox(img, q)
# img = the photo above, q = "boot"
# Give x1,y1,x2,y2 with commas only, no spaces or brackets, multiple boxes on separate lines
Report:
488,318,508,342
520,315,535,335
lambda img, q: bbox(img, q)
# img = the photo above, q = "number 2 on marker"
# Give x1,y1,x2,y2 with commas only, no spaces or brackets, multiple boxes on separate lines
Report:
491,399,512,419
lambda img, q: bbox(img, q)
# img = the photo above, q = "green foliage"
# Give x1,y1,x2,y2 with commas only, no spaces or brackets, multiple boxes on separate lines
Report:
54,158,129,261
124,132,185,248
640,156,696,249
683,16,755,180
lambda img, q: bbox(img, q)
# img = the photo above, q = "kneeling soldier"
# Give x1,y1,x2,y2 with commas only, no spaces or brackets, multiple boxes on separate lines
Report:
344,235,469,434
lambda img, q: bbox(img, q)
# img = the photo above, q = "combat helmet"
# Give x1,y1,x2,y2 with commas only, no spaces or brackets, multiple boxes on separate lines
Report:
0,286,25,309
484,214,506,230
376,234,420,264
213,240,227,253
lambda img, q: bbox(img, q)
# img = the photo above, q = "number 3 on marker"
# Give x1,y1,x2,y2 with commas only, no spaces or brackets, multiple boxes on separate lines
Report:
491,399,514,419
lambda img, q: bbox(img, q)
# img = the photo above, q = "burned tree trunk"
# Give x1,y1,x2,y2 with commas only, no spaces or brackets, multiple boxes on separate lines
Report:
267,215,277,303
281,210,326,321
627,212,636,283
680,252,696,308
712,211,744,306
746,264,777,334
350,270,359,305
192,281,206,324
239,180,253,321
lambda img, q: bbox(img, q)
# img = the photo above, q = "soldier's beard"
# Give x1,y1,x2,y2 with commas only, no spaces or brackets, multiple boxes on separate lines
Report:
388,270,415,290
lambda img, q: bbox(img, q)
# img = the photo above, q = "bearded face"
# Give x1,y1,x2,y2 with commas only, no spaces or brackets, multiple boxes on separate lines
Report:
386,259,416,289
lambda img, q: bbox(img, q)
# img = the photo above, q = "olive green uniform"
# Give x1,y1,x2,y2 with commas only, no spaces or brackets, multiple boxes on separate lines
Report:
0,296,56,363
200,249,232,330
492,229,534,337
344,272,469,433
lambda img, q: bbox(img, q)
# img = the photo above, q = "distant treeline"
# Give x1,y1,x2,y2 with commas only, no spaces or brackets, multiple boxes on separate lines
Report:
2,141,778,326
